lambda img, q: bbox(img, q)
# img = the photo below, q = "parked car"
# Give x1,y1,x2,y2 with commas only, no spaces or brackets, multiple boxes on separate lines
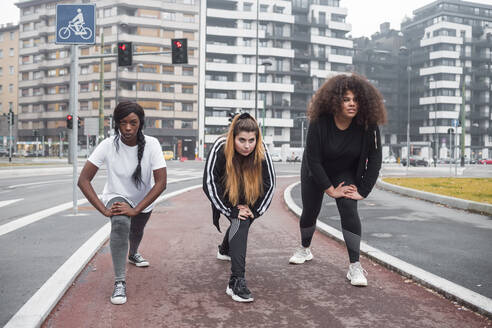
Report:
163,150,174,161
0,148,8,157
271,154,282,162
478,159,492,165
401,156,430,167
383,155,396,164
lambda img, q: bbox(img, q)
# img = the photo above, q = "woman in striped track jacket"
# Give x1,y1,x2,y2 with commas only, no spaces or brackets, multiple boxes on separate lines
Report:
203,112,275,303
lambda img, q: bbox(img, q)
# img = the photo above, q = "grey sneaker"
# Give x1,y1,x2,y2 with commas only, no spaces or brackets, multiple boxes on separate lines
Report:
289,247,313,264
128,253,149,267
110,281,127,305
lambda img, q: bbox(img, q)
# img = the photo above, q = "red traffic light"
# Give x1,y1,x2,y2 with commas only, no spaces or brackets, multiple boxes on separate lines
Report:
67,114,73,120
174,41,182,48
119,44,126,51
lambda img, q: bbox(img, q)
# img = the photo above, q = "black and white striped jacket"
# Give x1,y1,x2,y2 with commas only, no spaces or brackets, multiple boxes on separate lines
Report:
203,136,276,232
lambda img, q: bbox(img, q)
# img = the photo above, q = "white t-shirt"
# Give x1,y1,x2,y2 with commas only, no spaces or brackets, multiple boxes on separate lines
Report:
88,135,166,213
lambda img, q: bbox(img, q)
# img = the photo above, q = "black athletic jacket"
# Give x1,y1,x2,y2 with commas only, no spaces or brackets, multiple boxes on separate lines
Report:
203,136,276,232
303,114,382,198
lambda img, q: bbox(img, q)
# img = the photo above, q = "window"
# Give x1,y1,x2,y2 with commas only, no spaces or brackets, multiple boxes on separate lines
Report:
10,32,14,40
162,83,174,93
162,102,174,111
22,89,29,97
183,14,194,23
162,65,174,74
59,68,68,76
33,71,42,79
244,56,252,64
259,74,267,82
182,103,193,111
0,68,3,76
103,8,112,17
9,66,14,75
33,54,43,63
47,86,56,94
80,83,90,92
181,120,193,129
80,101,89,111
244,21,252,29
0,49,3,58
104,81,111,91
22,72,29,80
58,86,67,94
8,84,13,93
9,48,14,56
182,67,193,76
274,127,282,136
243,91,252,100
33,87,42,95
244,38,252,46
182,85,193,94
243,73,252,82
81,66,89,75
162,12,176,21
243,3,253,11
47,69,56,77
260,4,268,12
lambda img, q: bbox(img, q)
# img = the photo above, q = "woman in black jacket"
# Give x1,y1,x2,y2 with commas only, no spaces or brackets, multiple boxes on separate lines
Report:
289,74,386,287
203,113,275,302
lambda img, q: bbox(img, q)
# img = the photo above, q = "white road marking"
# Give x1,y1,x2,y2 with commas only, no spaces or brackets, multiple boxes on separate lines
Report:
0,198,23,208
0,176,203,237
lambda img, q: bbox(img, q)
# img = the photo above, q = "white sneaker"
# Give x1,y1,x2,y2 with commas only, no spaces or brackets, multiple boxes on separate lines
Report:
217,245,231,261
346,262,368,286
288,247,313,264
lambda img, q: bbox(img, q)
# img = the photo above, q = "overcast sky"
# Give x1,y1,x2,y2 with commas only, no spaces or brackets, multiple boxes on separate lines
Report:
0,0,490,38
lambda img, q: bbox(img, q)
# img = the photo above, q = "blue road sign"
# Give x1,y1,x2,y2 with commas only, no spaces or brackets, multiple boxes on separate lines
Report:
56,4,96,44
452,119,458,127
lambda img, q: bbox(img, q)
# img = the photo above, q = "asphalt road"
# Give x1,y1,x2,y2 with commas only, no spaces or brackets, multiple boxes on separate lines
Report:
290,178,492,299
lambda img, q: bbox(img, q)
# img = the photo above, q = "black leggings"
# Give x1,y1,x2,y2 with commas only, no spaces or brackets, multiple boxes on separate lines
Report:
300,171,361,263
220,218,253,278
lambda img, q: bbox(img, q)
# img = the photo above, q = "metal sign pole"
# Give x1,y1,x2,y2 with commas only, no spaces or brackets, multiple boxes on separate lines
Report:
70,44,79,215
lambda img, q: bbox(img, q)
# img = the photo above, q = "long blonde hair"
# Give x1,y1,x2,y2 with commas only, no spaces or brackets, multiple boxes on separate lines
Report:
224,113,265,206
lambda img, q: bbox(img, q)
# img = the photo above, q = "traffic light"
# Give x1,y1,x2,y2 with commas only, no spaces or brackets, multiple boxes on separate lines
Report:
78,116,82,129
171,38,188,64
7,110,14,125
66,114,73,129
118,42,133,67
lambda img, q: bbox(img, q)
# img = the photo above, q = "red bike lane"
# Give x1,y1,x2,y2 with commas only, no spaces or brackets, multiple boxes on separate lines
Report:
43,177,490,327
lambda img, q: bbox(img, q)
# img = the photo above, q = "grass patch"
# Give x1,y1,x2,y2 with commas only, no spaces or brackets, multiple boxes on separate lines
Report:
382,177,492,204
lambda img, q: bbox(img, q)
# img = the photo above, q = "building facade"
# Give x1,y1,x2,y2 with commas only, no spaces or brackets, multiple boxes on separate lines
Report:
401,0,492,161
16,0,199,158
198,0,353,158
0,23,19,149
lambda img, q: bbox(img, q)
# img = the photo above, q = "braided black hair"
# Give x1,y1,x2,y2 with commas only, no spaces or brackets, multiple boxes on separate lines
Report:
113,101,146,188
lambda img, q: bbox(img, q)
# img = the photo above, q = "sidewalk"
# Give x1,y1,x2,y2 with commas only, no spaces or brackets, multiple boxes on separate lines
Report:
42,178,490,327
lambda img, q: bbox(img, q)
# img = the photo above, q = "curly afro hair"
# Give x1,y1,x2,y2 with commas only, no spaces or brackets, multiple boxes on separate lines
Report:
307,73,387,128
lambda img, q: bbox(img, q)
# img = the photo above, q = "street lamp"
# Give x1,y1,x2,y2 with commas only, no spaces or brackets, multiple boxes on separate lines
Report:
429,76,438,167
135,63,144,103
399,46,411,173
258,59,272,136
115,22,128,106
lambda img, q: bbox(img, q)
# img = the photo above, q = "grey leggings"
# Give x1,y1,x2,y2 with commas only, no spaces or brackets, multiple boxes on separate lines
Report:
106,197,151,282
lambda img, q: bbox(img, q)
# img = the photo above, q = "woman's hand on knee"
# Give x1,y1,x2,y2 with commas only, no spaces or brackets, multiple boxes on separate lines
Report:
237,205,253,220
326,182,354,199
110,202,138,217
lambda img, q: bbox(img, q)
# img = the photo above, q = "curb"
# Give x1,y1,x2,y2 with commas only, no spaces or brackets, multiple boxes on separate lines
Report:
5,185,202,328
283,181,492,319
377,179,492,216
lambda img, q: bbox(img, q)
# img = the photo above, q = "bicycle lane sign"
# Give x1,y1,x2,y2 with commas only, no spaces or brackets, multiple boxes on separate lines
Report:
56,4,96,44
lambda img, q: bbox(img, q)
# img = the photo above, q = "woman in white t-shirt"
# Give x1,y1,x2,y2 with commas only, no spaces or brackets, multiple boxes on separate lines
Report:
78,102,167,305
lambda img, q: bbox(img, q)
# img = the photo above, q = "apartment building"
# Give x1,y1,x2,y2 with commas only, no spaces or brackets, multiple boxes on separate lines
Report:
0,23,19,149
198,0,353,158
353,22,405,160
401,0,492,161
16,0,199,158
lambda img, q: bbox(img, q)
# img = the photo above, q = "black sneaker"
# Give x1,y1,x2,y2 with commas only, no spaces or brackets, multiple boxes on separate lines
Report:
128,253,149,267
226,276,254,302
217,245,231,261
110,281,127,305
